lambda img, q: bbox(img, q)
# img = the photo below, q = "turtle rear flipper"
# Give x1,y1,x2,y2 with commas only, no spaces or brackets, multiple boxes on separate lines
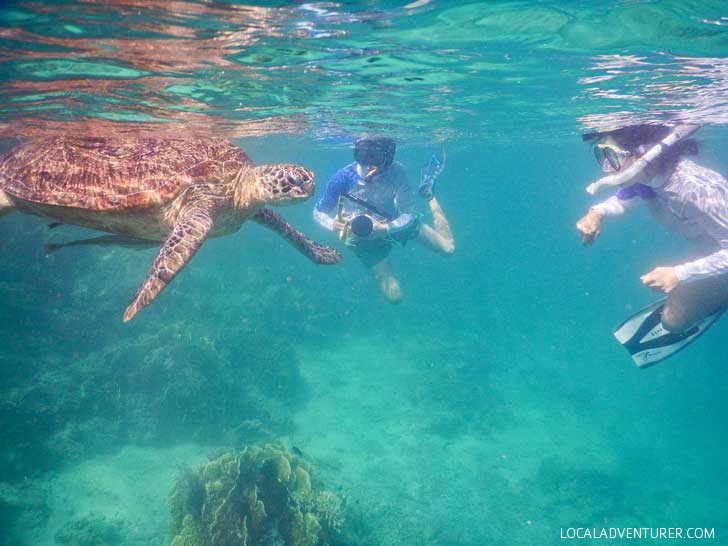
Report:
253,207,341,265
123,198,215,322
45,235,157,255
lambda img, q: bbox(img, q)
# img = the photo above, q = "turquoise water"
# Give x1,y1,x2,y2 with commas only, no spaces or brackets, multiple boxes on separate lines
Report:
1,2,728,545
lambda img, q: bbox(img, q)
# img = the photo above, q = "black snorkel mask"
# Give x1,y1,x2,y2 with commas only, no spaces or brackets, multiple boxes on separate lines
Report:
354,137,396,180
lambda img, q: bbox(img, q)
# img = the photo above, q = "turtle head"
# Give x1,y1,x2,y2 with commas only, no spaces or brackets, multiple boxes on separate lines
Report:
234,164,314,209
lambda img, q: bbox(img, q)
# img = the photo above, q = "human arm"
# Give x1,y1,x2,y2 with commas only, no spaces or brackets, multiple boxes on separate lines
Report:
673,181,728,284
672,250,728,285
640,267,680,293
576,196,635,246
576,186,650,245
384,164,417,235
313,166,356,231
642,163,728,291
640,254,728,294
313,207,339,231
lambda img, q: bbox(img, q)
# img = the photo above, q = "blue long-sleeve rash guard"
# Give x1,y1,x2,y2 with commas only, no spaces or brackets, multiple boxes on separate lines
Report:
313,162,417,233
315,164,360,215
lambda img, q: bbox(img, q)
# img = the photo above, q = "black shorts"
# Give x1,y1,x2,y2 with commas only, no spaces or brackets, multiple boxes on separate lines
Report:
348,217,421,268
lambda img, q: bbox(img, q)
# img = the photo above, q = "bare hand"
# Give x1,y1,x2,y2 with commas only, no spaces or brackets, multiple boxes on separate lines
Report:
369,220,389,239
576,208,603,246
333,218,349,240
641,266,680,293
333,218,348,233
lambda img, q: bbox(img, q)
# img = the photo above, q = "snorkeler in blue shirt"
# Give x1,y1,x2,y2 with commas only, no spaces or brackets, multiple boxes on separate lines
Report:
314,137,455,303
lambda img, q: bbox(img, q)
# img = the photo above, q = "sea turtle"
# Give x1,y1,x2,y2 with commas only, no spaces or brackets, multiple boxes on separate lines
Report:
0,136,341,321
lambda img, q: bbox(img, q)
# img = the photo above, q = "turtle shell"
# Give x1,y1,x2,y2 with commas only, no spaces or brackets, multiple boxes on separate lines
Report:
0,136,254,210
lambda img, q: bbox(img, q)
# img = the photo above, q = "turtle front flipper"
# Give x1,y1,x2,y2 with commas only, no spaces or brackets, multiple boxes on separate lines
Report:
253,207,341,265
123,203,214,322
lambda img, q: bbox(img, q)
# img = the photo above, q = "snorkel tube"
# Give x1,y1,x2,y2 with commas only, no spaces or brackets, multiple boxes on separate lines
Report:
585,124,700,195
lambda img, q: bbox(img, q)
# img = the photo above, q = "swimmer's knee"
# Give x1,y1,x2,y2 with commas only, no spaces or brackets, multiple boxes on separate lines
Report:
378,276,402,304
385,282,403,305
386,292,403,305
661,305,689,333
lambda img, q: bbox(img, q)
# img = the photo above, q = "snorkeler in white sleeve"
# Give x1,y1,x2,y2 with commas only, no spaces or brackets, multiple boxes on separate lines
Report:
576,124,728,367
314,137,455,303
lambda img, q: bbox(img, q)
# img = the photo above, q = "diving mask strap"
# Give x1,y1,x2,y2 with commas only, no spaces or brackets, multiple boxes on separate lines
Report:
586,124,700,195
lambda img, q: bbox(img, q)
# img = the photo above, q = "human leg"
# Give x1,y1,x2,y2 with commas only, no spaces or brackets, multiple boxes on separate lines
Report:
351,239,403,304
370,257,403,304
416,197,455,255
662,274,728,332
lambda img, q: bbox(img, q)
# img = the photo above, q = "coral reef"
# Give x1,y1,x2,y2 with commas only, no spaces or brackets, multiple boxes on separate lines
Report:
0,316,306,482
54,514,127,546
0,181,354,544
0,216,316,484
169,445,345,546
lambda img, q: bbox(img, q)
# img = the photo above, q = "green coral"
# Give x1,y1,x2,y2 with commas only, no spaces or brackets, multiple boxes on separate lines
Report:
170,515,208,546
169,445,344,546
169,468,205,532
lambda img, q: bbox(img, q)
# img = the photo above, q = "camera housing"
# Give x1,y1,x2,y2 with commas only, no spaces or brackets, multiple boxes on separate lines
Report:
350,214,374,237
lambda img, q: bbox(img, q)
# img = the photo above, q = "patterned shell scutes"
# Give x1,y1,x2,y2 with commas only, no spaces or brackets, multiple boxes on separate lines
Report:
0,136,254,210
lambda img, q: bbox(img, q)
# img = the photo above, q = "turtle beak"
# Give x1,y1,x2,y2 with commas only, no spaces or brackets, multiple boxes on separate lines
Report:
287,167,314,197
275,165,314,202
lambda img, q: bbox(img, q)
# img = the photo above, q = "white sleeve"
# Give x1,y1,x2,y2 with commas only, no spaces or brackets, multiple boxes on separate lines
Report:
671,162,728,282
313,208,335,231
675,250,728,282
591,195,638,217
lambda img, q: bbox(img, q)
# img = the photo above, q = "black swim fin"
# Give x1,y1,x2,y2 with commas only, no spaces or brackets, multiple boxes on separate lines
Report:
418,146,446,201
613,299,725,368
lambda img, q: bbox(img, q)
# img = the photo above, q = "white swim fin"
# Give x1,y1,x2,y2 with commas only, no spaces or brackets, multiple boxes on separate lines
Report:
613,299,725,368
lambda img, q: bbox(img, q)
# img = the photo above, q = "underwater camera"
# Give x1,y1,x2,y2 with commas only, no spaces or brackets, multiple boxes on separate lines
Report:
350,214,373,237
